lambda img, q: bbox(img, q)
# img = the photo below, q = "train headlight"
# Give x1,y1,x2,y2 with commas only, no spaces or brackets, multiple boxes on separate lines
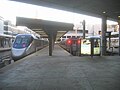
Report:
22,43,26,47
67,39,72,45
77,39,81,44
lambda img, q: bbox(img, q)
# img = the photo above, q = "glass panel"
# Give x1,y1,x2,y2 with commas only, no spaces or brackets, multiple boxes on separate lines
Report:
13,35,33,48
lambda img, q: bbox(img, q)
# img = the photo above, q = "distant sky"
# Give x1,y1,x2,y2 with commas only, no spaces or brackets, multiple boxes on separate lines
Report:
0,0,118,26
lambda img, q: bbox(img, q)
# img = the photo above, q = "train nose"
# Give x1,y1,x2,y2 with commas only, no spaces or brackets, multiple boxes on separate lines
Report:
12,48,26,57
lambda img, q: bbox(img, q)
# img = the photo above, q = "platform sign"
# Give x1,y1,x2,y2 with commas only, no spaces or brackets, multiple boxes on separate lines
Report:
81,37,101,55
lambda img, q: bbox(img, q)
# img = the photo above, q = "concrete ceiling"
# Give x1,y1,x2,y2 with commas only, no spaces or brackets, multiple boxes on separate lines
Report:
16,17,73,41
11,0,120,42
11,0,120,20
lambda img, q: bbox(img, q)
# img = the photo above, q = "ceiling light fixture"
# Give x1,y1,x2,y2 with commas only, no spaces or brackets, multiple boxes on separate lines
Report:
102,11,106,14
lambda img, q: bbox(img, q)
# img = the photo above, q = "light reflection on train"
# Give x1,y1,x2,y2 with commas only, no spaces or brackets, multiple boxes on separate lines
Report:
11,34,48,61
60,36,101,56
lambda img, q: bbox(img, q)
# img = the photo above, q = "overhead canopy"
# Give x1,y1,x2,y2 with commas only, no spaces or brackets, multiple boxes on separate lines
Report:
16,17,73,41
12,0,120,20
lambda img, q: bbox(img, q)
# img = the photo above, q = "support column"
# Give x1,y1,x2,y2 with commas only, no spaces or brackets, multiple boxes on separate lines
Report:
101,15,107,55
118,16,120,56
91,38,94,57
83,20,86,39
49,34,53,56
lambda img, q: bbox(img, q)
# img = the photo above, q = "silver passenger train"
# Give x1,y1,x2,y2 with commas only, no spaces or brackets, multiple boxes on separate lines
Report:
60,36,101,56
11,34,48,61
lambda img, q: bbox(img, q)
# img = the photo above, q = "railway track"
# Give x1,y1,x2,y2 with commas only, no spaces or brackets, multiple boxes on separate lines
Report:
0,50,13,68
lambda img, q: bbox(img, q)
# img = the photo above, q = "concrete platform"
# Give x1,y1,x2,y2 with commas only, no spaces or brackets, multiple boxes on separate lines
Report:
0,48,11,52
0,45,120,90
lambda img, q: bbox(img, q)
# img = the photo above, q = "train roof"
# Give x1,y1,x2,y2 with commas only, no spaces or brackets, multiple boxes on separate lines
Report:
86,35,101,39
16,34,38,39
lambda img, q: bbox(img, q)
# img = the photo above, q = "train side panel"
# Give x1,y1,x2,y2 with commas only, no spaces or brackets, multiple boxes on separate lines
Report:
25,40,36,55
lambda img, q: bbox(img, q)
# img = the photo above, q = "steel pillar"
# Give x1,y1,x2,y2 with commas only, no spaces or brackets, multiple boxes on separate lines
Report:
118,16,120,56
83,20,86,39
48,34,53,56
101,15,107,55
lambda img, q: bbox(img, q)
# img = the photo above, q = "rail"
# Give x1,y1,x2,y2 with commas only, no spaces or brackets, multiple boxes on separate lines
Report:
0,55,12,68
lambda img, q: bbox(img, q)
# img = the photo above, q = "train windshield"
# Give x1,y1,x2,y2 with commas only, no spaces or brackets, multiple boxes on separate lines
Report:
13,35,33,48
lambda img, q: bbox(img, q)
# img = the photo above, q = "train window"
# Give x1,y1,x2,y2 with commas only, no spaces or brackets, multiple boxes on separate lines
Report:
72,40,77,44
15,38,22,44
13,35,33,48
111,34,118,38
22,38,29,44
77,36,80,38
72,36,75,38
62,36,66,38
67,36,71,38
